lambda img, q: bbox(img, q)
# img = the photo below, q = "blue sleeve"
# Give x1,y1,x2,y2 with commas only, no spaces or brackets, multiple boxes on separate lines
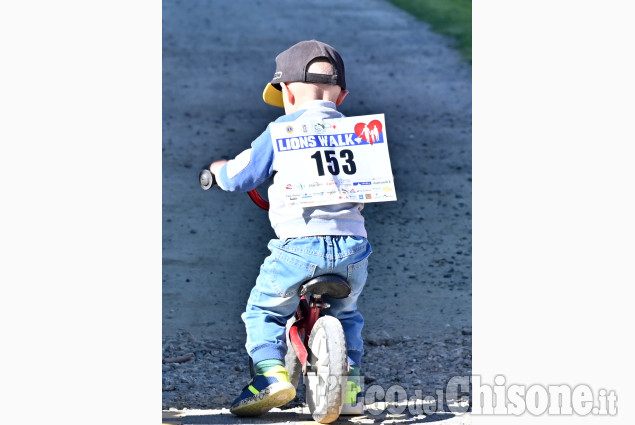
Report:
217,111,306,192
217,127,273,192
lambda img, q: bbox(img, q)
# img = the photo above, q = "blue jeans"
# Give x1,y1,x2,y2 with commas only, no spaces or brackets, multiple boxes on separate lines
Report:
242,236,372,368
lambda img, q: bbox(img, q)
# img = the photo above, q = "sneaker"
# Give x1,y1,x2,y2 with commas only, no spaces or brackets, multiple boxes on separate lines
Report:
230,365,296,416
340,378,364,415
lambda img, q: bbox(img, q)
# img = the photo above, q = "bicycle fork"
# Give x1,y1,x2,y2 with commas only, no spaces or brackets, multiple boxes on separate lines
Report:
288,294,330,375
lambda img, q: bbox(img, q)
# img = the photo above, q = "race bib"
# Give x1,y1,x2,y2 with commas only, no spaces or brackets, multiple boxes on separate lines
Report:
270,114,397,207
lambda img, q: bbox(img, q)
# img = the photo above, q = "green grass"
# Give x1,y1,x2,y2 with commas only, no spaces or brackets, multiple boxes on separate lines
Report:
387,0,472,64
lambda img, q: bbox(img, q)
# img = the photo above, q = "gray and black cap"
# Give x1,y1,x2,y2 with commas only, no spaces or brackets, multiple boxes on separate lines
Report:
262,40,346,107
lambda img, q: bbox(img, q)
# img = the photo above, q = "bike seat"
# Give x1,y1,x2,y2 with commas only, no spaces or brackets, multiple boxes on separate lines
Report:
298,274,351,299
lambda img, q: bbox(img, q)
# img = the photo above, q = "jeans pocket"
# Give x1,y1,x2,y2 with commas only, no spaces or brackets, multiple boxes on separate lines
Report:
268,250,317,297
347,257,369,296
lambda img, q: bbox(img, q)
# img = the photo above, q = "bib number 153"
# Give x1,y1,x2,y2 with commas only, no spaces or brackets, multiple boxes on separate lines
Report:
309,149,357,176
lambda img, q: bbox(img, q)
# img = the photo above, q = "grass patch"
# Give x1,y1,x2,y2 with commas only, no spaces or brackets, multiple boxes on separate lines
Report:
387,0,472,63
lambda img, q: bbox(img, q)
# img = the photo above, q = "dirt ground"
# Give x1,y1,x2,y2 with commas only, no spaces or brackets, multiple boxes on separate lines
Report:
162,0,472,421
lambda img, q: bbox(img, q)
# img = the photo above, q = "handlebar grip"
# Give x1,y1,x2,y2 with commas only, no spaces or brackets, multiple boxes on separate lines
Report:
199,166,269,211
199,169,215,190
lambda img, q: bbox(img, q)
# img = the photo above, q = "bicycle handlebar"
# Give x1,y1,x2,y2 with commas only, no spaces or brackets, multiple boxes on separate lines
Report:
199,168,270,211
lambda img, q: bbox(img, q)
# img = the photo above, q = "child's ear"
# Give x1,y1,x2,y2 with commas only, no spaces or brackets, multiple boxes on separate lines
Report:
335,89,349,106
281,82,295,105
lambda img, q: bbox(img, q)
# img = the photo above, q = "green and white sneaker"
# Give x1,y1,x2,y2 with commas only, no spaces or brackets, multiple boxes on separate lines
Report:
230,365,296,416
340,375,364,415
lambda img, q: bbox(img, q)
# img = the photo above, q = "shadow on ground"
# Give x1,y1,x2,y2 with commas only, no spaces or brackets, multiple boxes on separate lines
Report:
162,406,471,424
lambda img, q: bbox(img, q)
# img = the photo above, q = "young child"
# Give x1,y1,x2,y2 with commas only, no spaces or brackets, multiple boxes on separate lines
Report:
209,40,370,416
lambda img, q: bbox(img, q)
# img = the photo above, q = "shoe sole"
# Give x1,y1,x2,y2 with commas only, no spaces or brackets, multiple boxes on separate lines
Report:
230,382,296,417
340,402,364,415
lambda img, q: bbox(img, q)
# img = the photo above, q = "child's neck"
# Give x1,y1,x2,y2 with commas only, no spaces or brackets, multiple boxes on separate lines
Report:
285,97,335,114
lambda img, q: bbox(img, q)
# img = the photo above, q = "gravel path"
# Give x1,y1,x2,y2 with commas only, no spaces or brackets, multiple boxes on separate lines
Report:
162,327,471,411
162,0,472,420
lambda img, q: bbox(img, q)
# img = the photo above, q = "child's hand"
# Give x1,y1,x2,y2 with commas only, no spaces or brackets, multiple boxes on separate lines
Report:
210,160,228,176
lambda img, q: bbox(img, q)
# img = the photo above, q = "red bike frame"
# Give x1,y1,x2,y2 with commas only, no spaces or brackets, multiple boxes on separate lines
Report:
288,295,331,373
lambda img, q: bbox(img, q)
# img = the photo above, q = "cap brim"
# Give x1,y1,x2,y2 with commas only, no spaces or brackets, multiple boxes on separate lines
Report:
263,83,284,108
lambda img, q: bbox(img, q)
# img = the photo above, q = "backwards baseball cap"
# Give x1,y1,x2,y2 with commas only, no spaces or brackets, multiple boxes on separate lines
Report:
262,40,346,108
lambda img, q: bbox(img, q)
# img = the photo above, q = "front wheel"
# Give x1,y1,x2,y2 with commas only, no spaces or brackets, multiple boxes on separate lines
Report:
305,315,348,423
